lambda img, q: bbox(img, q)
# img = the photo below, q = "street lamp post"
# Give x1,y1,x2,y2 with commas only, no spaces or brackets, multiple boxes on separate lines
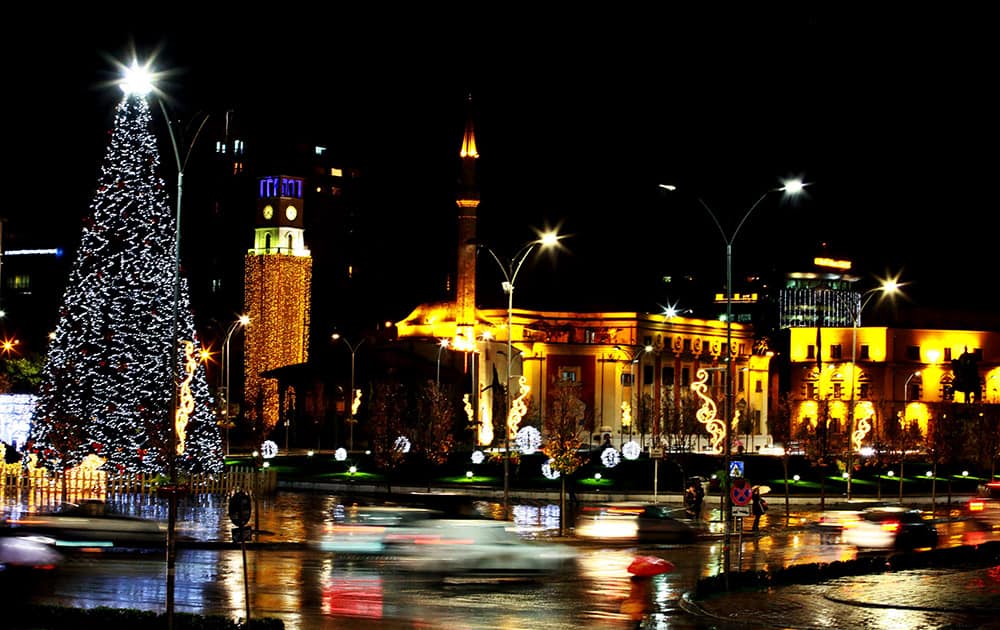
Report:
614,344,652,446
846,280,899,499
484,231,559,518
332,334,365,452
661,179,803,581
436,338,450,385
121,61,210,630
221,315,250,456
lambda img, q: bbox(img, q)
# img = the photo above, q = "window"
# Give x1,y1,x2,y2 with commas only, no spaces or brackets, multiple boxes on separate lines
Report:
643,365,653,385
906,346,921,361
643,336,653,347
662,367,675,386
681,367,690,387
860,345,870,360
560,367,580,383
621,373,634,386
755,380,763,393
807,383,817,399
943,347,952,362
830,344,842,359
807,345,815,359
833,383,843,399
738,370,745,392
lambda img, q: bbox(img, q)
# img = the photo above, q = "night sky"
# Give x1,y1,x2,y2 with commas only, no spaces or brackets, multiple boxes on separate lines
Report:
6,9,998,335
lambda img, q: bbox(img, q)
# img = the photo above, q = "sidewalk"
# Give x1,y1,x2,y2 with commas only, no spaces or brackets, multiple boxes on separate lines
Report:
679,564,1000,629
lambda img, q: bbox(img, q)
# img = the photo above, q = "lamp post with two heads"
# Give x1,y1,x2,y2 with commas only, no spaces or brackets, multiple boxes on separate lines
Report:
483,231,560,518
660,179,804,582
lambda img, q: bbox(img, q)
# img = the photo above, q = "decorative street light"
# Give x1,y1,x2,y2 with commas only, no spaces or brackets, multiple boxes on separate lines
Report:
904,370,922,406
484,230,560,517
436,338,451,384
121,60,210,630
332,333,365,452
660,178,804,582
221,315,250,456
846,278,900,499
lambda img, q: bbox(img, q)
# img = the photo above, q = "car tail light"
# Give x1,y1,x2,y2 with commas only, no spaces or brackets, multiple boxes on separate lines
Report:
880,521,900,534
969,499,986,512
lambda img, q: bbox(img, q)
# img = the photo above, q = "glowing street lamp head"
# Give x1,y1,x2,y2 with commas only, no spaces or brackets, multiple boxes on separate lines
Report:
238,314,250,327
120,61,155,96
780,178,805,194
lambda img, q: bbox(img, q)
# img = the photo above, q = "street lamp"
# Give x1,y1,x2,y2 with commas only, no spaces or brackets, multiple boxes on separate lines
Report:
436,338,450,385
484,230,560,518
904,370,922,406
846,279,900,498
661,178,804,580
221,315,250,456
614,344,652,445
332,333,366,452
121,60,210,629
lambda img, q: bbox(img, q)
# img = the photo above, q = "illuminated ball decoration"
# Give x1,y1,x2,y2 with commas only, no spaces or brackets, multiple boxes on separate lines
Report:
621,440,641,461
515,426,542,455
334,447,348,462
394,436,411,453
600,447,620,468
541,459,560,480
471,450,485,465
260,440,278,459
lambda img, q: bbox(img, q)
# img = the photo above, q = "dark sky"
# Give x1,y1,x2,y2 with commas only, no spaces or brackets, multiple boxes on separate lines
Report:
7,8,999,323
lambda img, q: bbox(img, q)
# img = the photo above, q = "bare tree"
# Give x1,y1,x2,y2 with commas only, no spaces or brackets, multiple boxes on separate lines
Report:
543,379,587,535
368,382,408,493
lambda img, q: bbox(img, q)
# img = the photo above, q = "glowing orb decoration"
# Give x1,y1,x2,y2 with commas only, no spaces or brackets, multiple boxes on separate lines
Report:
622,440,641,460
600,447,621,468
394,436,411,453
262,461,270,468
466,471,473,478
348,465,357,474
335,448,348,461
471,450,485,465
260,440,278,459
542,459,560,480
515,426,542,455
859,446,875,457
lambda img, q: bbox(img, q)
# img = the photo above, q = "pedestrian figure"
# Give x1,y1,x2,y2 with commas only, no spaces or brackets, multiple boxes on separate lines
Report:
751,486,767,534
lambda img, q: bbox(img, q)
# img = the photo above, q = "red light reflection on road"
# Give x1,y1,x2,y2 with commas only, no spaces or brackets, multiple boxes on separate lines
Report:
322,576,383,619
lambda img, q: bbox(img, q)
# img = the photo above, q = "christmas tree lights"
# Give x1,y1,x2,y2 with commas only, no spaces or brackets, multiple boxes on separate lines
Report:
27,94,223,475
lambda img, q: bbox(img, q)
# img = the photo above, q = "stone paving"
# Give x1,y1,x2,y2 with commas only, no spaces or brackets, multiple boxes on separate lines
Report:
677,564,1000,629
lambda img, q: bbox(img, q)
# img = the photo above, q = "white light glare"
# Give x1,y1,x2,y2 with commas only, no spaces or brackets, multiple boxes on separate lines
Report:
121,61,154,96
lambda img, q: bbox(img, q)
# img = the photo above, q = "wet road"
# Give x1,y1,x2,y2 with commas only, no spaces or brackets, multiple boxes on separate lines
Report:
4,491,996,629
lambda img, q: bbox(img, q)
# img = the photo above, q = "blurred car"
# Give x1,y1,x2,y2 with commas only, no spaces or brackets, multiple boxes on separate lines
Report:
841,507,938,550
815,508,863,543
315,505,442,554
0,535,62,572
2,500,166,549
966,481,1000,527
384,518,578,579
574,502,697,543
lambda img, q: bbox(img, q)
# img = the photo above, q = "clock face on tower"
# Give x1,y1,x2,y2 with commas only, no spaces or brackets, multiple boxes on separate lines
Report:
285,205,298,221
262,205,274,220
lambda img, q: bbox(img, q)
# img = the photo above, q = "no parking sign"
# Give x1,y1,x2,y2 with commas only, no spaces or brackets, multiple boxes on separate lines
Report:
730,478,753,507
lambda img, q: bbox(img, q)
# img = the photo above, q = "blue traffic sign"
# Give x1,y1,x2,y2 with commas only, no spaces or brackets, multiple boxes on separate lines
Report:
729,460,745,478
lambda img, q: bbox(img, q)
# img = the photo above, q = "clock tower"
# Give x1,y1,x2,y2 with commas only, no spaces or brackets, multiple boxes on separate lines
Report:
244,175,312,435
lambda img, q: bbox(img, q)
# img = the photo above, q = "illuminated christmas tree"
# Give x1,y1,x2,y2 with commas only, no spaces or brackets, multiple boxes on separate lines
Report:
27,93,223,475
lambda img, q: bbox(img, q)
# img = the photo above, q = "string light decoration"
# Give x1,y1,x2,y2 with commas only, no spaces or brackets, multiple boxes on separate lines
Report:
507,375,530,441
27,94,222,475
691,368,725,455
853,402,874,452
394,436,411,453
515,425,542,455
260,440,278,459
471,449,485,464
174,341,197,455
244,254,312,434
621,440,641,461
541,458,560,480
601,447,621,468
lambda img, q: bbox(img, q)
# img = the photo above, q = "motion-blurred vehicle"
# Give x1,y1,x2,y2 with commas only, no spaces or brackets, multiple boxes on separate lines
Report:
0,535,62,572
385,518,578,580
2,500,166,549
815,508,863,543
315,505,442,554
841,507,938,550
966,481,1000,527
574,502,697,543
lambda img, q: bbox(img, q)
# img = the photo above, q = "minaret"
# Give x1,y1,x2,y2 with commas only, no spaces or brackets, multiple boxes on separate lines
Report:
244,175,313,435
454,95,479,350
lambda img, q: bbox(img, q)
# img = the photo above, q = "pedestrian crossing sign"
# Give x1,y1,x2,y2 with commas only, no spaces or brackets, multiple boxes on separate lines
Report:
730,460,744,478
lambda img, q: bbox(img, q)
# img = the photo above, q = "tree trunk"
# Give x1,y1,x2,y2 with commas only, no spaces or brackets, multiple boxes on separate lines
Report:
898,461,905,503
931,461,937,516
782,455,790,522
559,476,566,536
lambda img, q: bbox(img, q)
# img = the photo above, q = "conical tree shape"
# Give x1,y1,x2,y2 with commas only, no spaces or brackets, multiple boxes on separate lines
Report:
27,94,223,475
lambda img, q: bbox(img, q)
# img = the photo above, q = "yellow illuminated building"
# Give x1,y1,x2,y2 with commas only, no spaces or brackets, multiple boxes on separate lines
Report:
785,326,1000,445
244,175,312,435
